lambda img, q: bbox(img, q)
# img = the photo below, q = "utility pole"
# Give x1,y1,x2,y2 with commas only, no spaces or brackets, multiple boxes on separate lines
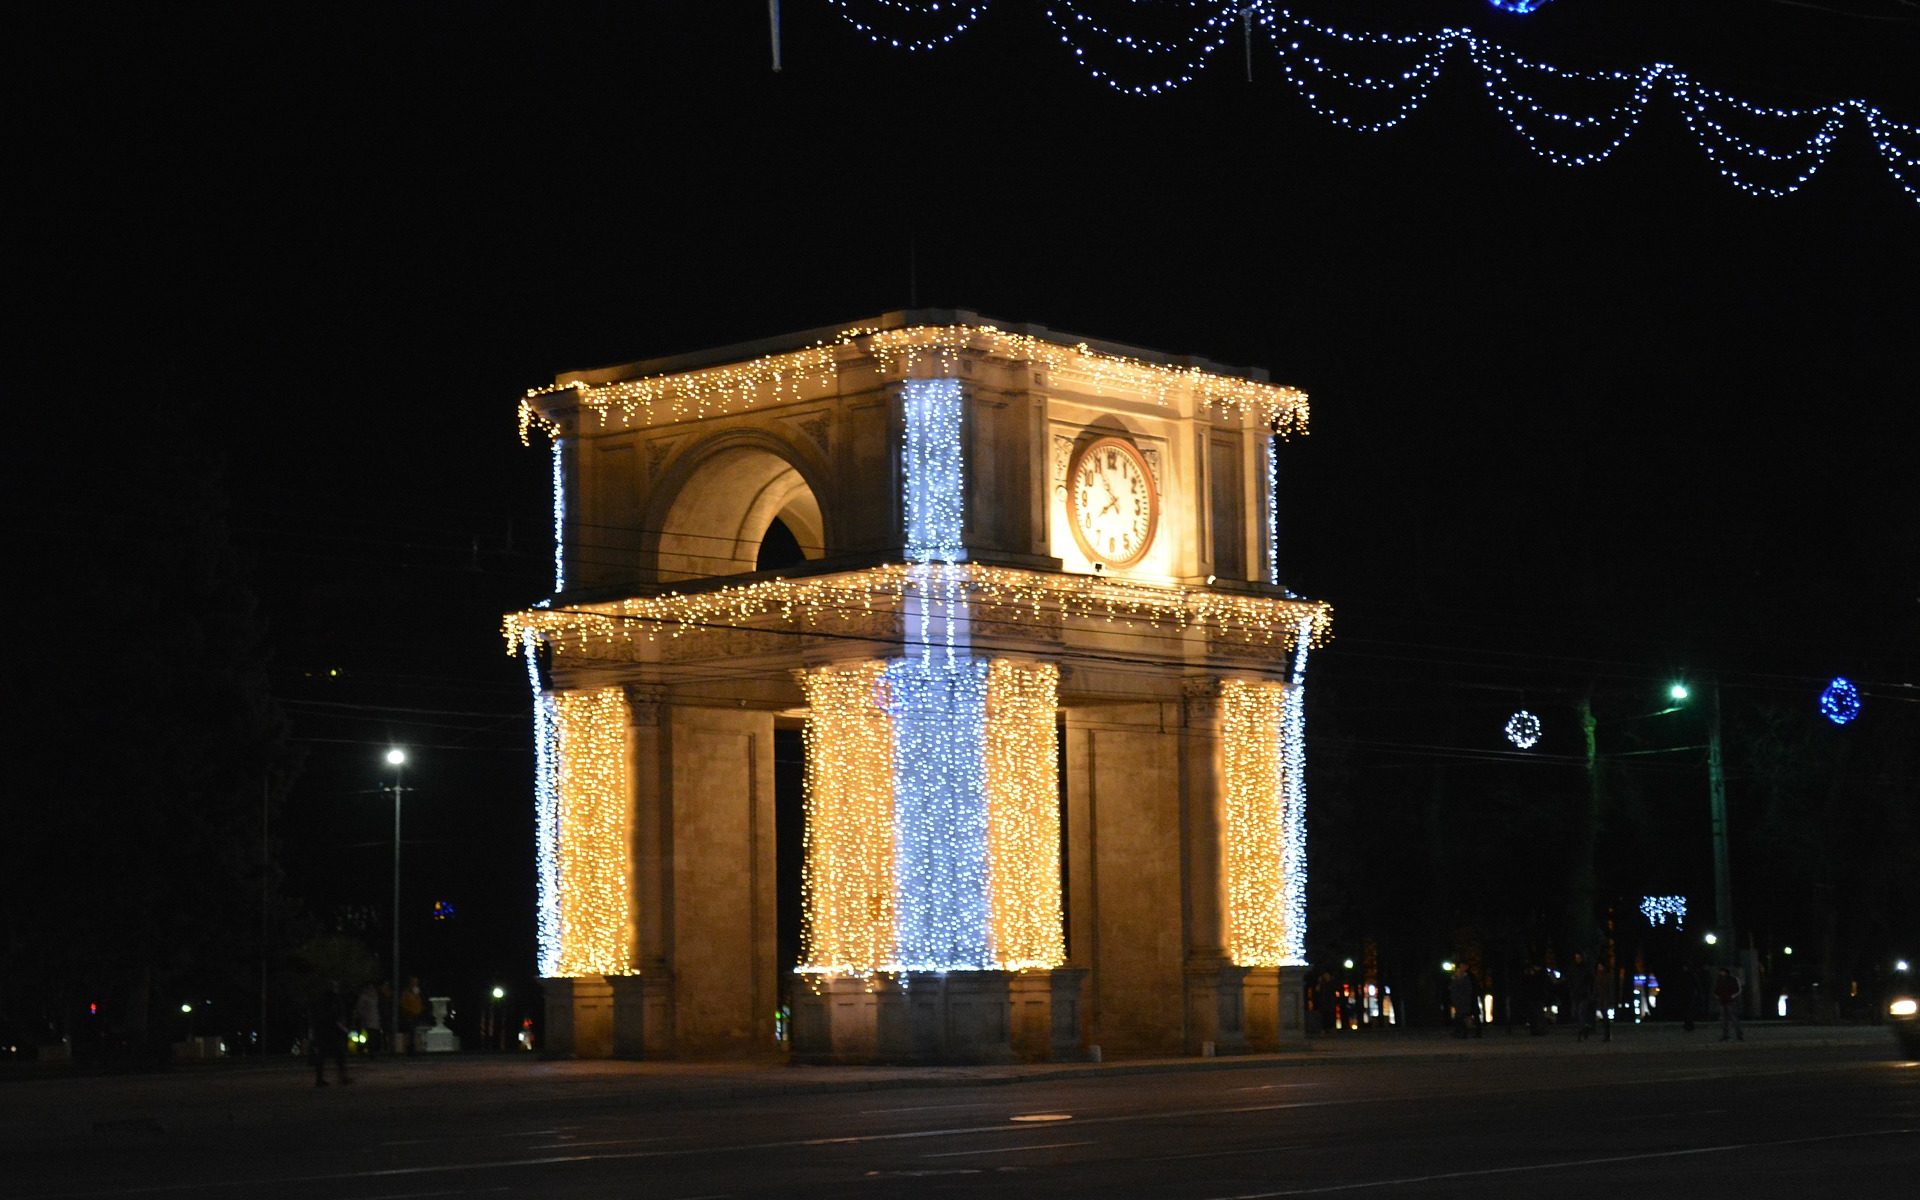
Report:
1707,683,1733,967
261,773,271,1055
1572,691,1601,954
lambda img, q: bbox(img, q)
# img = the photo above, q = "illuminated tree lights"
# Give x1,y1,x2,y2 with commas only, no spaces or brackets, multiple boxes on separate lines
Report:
537,686,635,979
1505,710,1542,749
1819,677,1861,725
818,2,1919,207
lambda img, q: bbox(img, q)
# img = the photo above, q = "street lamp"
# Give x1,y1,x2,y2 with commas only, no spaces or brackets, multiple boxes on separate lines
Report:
384,748,407,1051
490,985,505,1051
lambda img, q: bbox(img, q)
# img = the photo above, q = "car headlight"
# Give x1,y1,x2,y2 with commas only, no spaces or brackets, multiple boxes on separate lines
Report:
1891,997,1919,1018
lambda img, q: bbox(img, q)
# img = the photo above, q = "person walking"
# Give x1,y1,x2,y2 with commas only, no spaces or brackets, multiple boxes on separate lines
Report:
1714,967,1744,1042
1449,964,1475,1039
399,976,425,1055
310,980,351,1087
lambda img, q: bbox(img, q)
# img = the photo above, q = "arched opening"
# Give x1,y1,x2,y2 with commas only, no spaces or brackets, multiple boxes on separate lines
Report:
655,445,826,583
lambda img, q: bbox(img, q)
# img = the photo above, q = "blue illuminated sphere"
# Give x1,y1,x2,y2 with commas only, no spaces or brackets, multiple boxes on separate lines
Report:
1489,0,1553,12
1818,678,1861,725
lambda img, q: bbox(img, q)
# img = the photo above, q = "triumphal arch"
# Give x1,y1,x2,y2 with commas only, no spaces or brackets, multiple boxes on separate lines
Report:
507,311,1330,1062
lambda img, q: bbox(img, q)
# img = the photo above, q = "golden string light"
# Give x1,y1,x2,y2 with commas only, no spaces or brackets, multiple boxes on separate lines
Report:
550,687,635,978
985,660,1066,970
798,662,897,977
1221,679,1291,968
518,323,1310,444
505,564,1332,660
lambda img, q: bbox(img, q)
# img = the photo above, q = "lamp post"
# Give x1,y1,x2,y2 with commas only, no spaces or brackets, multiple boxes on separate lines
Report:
384,748,407,1051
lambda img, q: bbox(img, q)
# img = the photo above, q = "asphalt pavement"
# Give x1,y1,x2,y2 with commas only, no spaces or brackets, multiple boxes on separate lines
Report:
5,1021,1914,1199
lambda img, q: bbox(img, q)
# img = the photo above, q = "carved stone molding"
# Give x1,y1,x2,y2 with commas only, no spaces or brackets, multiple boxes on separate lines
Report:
623,684,666,726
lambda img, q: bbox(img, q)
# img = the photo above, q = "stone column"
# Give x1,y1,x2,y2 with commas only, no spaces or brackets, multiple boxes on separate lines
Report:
621,685,672,1058
1180,677,1244,1055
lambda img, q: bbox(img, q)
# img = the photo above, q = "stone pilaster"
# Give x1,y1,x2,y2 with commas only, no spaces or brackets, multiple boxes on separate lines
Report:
610,969,675,1059
1185,958,1251,1056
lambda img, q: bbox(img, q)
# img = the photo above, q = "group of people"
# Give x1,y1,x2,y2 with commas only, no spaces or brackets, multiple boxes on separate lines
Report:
1313,956,1749,1043
309,976,428,1086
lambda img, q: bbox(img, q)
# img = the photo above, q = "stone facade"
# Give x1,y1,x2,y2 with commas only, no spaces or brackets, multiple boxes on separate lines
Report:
517,311,1323,1062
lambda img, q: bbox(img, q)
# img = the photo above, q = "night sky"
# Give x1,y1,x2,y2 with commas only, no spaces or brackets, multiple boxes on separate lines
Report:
9,2,1917,1036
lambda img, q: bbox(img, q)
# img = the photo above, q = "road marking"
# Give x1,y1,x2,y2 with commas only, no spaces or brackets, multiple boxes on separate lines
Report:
1233,1084,1315,1092
380,1128,577,1147
1009,1112,1073,1122
355,1189,508,1199
1144,1144,1306,1162
527,1136,670,1150
858,1102,1001,1114
1202,1129,1920,1198
922,1140,1094,1159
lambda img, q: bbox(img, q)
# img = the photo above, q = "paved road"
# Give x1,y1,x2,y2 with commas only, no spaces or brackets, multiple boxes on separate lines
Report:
6,1025,1915,1198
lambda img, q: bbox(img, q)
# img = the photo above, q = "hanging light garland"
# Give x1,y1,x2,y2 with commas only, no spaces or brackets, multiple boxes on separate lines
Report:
506,563,1331,661
1640,895,1687,929
820,1,1919,207
519,323,1309,446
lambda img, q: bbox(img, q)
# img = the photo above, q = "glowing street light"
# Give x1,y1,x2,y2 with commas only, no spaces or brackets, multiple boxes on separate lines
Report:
1669,683,1690,702
383,748,409,1048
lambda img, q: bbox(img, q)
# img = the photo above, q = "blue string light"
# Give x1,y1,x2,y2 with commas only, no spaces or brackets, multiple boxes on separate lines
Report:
826,1,1920,208
1818,677,1862,725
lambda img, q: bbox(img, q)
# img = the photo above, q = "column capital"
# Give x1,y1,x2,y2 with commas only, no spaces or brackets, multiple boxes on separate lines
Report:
623,684,665,726
1181,675,1224,724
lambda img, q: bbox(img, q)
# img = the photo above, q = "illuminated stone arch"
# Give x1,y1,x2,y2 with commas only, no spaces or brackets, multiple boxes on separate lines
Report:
645,432,830,584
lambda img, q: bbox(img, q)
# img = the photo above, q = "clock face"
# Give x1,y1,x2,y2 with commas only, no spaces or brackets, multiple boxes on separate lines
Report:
1068,436,1159,568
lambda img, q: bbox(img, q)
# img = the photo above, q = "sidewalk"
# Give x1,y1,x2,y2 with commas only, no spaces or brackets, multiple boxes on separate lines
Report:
1,1021,1895,1147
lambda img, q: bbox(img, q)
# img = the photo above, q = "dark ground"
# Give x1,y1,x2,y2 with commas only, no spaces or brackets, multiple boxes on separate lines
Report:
6,1025,1914,1199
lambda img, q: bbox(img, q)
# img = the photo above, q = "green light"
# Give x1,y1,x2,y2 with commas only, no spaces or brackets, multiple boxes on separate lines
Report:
491,986,505,1000
1783,946,1793,956
1669,683,1690,701
1704,932,1718,945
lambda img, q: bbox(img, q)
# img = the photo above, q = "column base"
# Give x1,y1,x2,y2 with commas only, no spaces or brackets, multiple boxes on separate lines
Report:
610,971,675,1059
1185,960,1252,1056
540,975,615,1059
791,971,1027,1064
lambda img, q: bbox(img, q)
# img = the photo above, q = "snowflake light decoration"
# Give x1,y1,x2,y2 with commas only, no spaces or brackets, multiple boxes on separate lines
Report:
1818,677,1861,726
1504,710,1542,749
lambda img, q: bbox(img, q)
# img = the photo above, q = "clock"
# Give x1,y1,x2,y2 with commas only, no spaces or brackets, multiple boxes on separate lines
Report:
1067,435,1159,568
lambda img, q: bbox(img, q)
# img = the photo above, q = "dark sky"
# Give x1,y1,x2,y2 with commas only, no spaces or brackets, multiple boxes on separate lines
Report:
9,2,1918,992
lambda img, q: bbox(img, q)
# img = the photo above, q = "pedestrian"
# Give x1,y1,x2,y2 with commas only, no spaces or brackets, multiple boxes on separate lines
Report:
310,980,351,1087
1522,965,1549,1035
354,982,384,1056
1593,961,1615,1044
1675,959,1698,1032
1567,953,1595,1040
1449,964,1475,1039
1714,967,1744,1042
399,976,425,1055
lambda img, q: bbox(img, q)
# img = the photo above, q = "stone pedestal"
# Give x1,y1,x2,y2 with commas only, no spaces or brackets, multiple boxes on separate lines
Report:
1243,966,1281,1051
1276,965,1309,1046
791,971,1023,1064
1185,960,1251,1055
610,972,676,1059
1049,967,1091,1061
541,975,614,1059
